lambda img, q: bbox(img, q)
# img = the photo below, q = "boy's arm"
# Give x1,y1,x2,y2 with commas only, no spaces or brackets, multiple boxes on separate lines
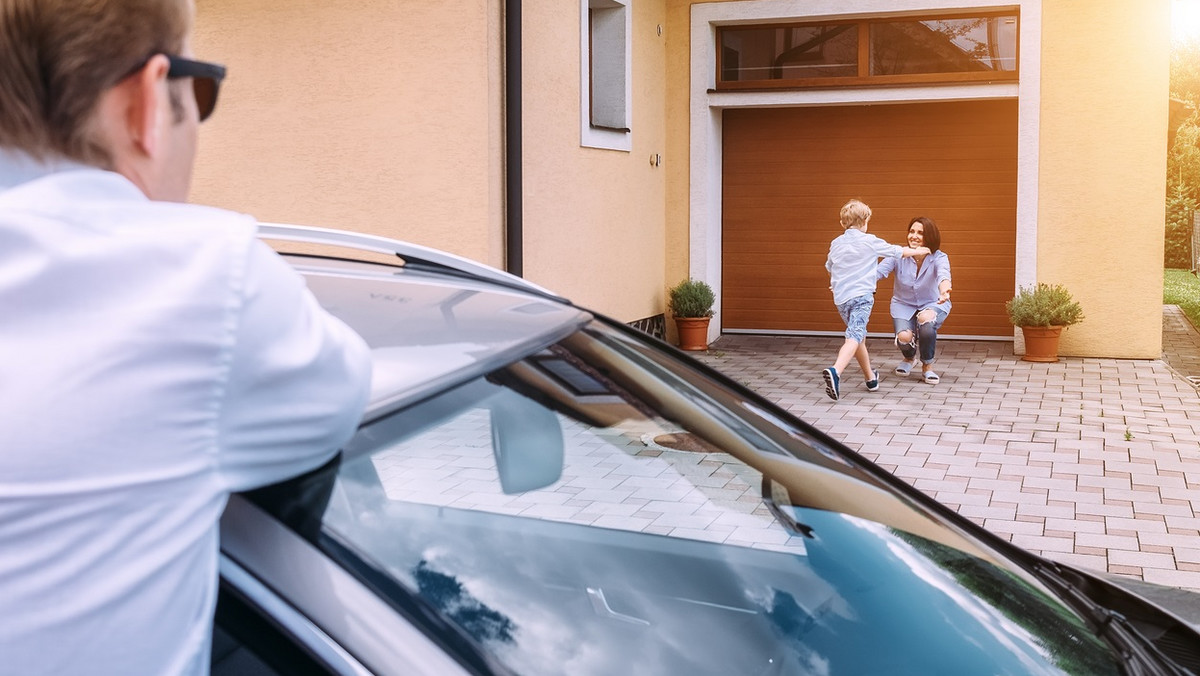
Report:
876,256,896,280
866,234,905,260
867,234,928,260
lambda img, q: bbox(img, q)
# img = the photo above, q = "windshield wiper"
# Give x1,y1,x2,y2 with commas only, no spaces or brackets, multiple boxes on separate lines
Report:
1032,562,1190,675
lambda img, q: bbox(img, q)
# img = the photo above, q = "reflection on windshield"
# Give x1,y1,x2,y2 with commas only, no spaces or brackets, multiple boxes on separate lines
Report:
414,560,516,645
308,323,1118,675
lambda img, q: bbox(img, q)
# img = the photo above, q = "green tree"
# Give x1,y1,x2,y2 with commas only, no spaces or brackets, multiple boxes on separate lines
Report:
1166,182,1197,268
1168,39,1200,268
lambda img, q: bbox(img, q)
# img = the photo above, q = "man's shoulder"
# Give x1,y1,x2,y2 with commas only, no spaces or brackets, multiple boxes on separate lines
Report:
4,167,258,239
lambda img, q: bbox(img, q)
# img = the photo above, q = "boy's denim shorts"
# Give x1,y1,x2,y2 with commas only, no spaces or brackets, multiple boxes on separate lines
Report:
835,295,874,343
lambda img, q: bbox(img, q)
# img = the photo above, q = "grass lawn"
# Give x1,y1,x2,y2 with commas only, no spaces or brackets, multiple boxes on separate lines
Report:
1164,268,1200,328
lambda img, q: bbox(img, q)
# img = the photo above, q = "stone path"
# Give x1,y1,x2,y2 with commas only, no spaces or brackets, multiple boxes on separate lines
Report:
692,307,1200,592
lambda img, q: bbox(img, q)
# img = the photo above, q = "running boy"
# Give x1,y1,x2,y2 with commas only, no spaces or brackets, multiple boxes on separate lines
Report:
822,200,928,401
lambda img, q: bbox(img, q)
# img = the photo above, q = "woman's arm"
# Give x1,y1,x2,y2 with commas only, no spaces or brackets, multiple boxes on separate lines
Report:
936,253,952,304
937,278,951,304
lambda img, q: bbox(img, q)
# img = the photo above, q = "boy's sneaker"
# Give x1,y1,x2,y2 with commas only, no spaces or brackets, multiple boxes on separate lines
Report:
865,370,879,392
821,368,840,401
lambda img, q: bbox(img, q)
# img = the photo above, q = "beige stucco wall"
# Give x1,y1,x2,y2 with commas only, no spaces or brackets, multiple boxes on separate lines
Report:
519,0,669,320
191,0,504,267
1038,0,1169,358
664,0,695,339
669,0,1171,358
193,0,670,323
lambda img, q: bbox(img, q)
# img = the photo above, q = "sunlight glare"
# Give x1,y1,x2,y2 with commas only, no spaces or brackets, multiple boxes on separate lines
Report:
1175,0,1200,43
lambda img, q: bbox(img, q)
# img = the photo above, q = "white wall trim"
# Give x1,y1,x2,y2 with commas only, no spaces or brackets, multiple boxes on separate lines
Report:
581,0,634,151
689,0,1041,340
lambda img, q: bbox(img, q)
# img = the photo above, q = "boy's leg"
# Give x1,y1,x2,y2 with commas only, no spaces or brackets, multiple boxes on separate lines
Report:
823,339,854,401
833,339,860,374
826,295,873,400
853,341,877,389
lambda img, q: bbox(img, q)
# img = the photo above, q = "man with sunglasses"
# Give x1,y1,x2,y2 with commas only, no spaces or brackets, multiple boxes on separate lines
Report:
0,2,372,674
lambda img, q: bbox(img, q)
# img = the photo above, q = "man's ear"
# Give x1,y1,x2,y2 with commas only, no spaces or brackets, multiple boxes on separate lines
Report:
124,54,172,158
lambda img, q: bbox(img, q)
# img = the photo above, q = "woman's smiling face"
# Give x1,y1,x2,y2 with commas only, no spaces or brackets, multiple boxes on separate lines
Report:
907,221,925,248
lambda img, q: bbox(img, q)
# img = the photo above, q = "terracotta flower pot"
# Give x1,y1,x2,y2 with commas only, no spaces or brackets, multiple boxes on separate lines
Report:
1020,325,1063,362
674,316,711,351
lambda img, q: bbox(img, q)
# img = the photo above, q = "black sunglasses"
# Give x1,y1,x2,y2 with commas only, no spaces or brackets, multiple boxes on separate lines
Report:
165,55,226,122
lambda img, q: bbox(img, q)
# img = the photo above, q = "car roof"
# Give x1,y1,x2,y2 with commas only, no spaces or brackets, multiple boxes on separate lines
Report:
283,254,592,420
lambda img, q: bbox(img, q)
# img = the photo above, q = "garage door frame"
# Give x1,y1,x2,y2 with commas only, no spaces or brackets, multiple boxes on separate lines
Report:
688,0,1043,343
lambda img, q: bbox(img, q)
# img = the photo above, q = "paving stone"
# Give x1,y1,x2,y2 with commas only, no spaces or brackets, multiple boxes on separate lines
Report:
694,308,1200,592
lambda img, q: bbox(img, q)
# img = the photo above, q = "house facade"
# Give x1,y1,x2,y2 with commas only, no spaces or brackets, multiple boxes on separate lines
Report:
193,0,1169,359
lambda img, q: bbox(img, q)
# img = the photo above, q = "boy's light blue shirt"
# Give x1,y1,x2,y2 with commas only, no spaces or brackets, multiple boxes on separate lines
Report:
825,228,903,305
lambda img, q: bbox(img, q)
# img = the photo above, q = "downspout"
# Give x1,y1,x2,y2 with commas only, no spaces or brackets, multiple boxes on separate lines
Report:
505,0,523,277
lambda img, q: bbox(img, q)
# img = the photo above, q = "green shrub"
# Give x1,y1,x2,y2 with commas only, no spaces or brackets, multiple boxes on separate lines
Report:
1165,268,1200,329
668,279,715,318
1005,283,1084,327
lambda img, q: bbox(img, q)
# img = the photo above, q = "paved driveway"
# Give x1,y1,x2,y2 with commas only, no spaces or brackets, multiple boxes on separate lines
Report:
693,308,1200,593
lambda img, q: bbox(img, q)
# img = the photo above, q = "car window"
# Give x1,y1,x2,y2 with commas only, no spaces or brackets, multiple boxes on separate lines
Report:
212,580,335,676
256,321,1120,676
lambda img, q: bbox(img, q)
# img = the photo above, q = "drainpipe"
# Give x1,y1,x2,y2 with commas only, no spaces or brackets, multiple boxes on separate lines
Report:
505,0,523,277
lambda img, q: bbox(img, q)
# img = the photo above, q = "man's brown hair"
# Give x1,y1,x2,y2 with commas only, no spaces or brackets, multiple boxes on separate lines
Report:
0,0,190,167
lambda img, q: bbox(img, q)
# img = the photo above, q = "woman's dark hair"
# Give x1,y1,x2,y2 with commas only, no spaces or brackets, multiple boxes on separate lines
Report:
908,216,941,253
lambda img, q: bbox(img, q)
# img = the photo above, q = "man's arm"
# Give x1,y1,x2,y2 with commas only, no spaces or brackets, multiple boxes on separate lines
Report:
215,240,372,491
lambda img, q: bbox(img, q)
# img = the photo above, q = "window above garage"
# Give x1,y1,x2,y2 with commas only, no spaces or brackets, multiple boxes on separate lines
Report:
717,11,1018,90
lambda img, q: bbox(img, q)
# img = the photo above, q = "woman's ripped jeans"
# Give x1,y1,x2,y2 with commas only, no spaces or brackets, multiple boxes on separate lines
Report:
893,306,949,364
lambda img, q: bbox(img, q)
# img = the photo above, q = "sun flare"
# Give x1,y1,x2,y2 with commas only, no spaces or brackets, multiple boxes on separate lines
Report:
1175,0,1200,43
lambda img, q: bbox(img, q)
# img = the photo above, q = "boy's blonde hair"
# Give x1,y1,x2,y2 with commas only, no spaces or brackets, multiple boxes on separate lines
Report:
839,200,872,229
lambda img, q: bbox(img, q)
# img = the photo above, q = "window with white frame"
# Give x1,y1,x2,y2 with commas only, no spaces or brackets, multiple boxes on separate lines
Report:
581,0,631,151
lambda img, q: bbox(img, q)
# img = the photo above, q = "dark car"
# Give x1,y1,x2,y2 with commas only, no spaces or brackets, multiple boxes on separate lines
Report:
212,225,1200,676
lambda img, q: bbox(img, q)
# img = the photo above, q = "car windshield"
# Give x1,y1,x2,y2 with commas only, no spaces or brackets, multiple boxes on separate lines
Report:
255,320,1120,676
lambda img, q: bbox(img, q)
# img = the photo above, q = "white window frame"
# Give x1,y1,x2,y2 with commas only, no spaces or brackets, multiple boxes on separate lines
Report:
581,0,632,151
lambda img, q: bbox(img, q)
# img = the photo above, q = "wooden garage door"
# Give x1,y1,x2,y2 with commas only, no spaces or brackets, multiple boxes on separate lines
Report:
722,100,1017,337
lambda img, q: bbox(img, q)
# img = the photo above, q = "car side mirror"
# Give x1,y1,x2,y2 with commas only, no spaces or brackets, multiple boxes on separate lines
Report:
489,392,564,494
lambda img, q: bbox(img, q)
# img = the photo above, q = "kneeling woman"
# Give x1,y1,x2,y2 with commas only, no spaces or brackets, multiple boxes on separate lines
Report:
876,216,952,384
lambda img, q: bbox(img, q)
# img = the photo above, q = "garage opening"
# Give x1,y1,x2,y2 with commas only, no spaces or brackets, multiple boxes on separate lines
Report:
721,99,1018,338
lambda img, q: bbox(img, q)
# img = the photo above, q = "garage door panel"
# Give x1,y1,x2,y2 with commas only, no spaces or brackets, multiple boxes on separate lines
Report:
721,183,1018,199
723,281,834,299
722,100,1017,337
726,138,1016,151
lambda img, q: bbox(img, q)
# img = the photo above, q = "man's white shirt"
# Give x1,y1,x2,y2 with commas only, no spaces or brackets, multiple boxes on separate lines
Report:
0,154,372,675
